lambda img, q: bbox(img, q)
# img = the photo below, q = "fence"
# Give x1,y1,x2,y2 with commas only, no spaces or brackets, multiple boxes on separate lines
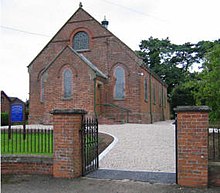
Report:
208,127,220,161
1,127,53,155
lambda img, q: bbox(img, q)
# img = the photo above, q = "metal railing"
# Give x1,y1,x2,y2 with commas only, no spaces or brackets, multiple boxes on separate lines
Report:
208,127,220,161
96,103,131,123
1,127,53,155
82,117,99,176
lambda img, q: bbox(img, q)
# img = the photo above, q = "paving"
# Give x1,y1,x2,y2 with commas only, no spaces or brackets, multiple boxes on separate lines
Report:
87,169,176,184
2,174,220,193
89,120,176,183
98,121,175,172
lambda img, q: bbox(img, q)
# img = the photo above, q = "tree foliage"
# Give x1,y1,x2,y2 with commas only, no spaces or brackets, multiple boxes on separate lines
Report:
137,37,220,121
194,43,220,122
137,37,202,94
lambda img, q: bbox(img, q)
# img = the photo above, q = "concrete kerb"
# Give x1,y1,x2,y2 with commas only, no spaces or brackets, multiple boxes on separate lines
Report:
98,131,118,162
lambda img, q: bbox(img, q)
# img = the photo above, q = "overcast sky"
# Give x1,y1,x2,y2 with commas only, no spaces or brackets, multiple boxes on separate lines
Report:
1,0,220,101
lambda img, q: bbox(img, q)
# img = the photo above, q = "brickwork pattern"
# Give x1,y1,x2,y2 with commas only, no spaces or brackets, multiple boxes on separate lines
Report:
52,110,84,178
1,156,53,175
177,109,209,187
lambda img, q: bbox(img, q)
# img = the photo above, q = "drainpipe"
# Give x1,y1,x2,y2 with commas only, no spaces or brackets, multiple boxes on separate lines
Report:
149,71,153,124
162,84,165,121
94,78,97,117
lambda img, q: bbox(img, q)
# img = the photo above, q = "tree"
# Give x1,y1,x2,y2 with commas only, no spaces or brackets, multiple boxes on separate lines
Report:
137,37,199,94
137,37,172,69
170,80,197,116
137,37,220,120
194,43,220,122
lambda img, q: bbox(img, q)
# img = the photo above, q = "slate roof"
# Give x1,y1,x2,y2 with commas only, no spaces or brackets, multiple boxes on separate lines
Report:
1,91,25,104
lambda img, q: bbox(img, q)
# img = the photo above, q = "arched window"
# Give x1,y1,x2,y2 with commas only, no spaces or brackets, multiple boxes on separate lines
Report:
63,69,73,98
144,77,148,101
114,66,125,99
40,76,45,102
73,31,89,50
153,83,156,105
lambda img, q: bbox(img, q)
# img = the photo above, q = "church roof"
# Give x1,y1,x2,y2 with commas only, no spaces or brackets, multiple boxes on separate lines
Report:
1,90,25,104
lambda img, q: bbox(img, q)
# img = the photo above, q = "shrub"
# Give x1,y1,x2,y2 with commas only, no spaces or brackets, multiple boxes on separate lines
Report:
1,112,9,126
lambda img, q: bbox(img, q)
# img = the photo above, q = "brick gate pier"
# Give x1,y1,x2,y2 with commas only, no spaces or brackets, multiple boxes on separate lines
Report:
175,106,210,187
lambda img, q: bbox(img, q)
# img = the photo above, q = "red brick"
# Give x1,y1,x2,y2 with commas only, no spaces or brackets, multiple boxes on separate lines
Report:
52,111,83,178
176,109,209,188
28,7,170,125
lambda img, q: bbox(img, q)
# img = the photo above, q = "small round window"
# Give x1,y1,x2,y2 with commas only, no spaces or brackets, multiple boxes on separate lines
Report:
72,31,89,50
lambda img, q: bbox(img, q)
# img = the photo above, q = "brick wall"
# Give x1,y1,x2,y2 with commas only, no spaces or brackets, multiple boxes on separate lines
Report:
175,106,210,187
52,109,86,178
1,109,86,179
1,155,53,175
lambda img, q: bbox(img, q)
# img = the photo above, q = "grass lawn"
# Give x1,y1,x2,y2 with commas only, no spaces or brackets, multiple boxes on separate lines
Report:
1,130,53,156
1,130,113,157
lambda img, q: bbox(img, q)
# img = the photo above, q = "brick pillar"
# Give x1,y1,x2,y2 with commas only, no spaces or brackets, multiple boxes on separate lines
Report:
51,109,87,178
175,106,210,187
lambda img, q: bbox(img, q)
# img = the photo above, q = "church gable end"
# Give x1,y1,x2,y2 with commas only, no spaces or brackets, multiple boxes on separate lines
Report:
28,4,170,124
69,8,93,23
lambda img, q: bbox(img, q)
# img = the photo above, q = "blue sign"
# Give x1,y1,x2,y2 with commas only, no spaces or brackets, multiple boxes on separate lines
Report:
11,104,24,122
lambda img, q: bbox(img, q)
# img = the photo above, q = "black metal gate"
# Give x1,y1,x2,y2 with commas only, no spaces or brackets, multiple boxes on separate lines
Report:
82,117,99,176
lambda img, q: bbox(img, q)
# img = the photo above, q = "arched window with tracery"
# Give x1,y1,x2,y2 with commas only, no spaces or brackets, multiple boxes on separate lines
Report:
114,66,125,99
63,69,73,98
72,31,89,51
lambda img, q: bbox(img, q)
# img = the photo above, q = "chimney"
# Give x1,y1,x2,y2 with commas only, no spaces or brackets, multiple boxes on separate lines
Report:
101,16,109,29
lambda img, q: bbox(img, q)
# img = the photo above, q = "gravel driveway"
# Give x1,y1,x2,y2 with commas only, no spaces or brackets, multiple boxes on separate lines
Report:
99,120,175,173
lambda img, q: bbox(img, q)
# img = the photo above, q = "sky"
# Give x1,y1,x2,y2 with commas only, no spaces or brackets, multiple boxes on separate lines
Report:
1,0,220,101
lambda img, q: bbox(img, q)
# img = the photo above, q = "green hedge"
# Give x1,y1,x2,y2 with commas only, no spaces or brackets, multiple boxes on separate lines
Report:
1,112,9,126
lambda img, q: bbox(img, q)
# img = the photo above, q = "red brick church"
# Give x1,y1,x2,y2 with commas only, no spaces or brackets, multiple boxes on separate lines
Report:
28,4,170,124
